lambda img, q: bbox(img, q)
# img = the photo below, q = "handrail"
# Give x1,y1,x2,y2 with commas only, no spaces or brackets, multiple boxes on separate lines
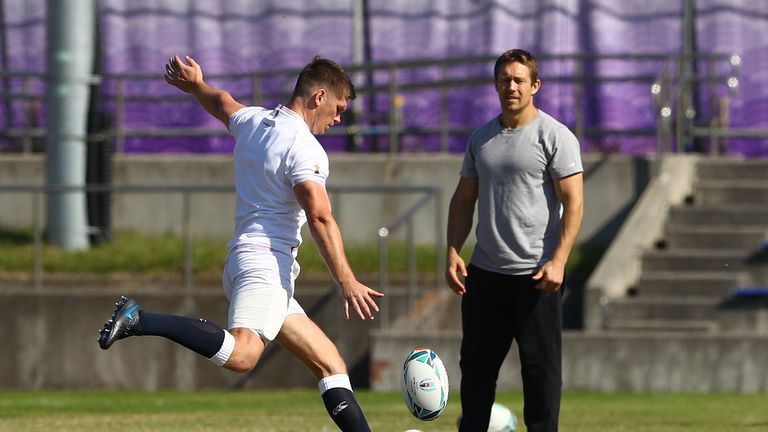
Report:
0,183,444,328
4,52,759,154
376,186,442,328
652,53,742,162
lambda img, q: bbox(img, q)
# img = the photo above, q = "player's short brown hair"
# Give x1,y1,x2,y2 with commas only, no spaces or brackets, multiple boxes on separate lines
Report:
292,56,356,101
494,49,539,84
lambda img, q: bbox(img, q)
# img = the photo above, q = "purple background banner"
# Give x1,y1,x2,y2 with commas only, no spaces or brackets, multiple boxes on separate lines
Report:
0,0,766,156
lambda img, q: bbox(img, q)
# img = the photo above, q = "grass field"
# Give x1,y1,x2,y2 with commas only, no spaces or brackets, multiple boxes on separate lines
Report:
1,389,767,431
0,227,602,278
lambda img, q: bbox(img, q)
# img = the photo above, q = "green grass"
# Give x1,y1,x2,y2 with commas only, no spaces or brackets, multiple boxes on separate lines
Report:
0,389,766,431
0,226,478,276
0,226,601,278
0,229,228,275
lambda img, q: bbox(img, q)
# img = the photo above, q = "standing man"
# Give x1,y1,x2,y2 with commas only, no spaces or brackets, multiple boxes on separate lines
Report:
445,49,584,432
98,55,383,432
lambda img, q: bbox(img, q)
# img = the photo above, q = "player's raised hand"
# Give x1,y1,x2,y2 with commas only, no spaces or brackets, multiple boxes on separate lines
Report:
339,279,384,321
164,55,204,93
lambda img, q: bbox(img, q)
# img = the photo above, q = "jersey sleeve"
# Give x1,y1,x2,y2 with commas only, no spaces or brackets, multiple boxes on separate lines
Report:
548,126,583,179
459,132,479,178
228,106,266,138
286,138,329,187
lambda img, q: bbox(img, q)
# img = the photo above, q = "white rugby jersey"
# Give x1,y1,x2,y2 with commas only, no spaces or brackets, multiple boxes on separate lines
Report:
226,105,330,255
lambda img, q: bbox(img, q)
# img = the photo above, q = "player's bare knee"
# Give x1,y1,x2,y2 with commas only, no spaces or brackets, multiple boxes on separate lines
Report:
225,352,258,373
315,356,347,378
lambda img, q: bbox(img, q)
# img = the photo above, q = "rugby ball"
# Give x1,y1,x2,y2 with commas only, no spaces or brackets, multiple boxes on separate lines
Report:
400,347,449,421
488,403,518,431
457,402,518,431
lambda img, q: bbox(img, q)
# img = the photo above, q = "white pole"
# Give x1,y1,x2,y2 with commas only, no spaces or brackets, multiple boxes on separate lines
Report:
45,0,94,249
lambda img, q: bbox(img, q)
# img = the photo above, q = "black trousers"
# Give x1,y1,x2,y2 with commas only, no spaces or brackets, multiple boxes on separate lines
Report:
458,264,563,432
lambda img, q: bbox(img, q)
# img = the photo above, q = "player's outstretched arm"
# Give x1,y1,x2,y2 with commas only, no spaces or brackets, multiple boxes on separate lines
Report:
293,180,384,320
163,55,245,129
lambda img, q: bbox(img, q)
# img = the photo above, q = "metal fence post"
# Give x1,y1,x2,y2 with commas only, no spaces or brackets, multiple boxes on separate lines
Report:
115,78,125,154
434,189,443,291
574,58,585,143
182,190,192,296
439,64,449,152
22,77,33,153
32,189,43,292
406,219,416,313
251,75,262,105
388,66,400,154
378,227,390,328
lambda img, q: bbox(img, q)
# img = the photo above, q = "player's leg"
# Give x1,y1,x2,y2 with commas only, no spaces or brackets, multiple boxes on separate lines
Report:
514,276,563,432
222,327,266,372
97,248,281,371
97,296,237,367
458,265,515,432
218,247,296,372
277,311,371,432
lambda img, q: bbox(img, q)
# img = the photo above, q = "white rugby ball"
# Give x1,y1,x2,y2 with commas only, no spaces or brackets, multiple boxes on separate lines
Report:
457,402,518,431
488,403,518,431
400,347,449,421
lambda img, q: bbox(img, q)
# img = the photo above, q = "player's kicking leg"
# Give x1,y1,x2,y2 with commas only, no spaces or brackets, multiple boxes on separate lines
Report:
97,296,237,367
277,313,372,432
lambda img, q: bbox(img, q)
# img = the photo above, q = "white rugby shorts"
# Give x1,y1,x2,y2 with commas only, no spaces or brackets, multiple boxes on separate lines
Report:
222,244,306,342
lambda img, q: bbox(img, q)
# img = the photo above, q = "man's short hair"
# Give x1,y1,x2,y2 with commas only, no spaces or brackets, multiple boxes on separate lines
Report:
292,56,356,101
494,49,539,84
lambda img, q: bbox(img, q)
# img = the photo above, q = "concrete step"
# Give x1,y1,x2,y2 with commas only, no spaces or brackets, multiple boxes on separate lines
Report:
668,205,768,226
697,159,768,181
605,296,721,321
694,180,768,206
663,224,768,250
604,318,719,333
642,249,750,272
636,271,741,297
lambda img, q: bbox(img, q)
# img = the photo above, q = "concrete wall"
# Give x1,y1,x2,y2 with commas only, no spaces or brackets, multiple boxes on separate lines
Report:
0,285,388,390
0,153,649,247
370,286,768,393
4,283,767,392
371,331,768,393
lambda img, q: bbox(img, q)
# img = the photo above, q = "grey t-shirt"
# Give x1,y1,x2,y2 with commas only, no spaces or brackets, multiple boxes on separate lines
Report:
460,109,583,275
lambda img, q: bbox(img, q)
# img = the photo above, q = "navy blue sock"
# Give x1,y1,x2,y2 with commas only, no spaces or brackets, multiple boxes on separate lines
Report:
137,311,225,358
321,387,371,432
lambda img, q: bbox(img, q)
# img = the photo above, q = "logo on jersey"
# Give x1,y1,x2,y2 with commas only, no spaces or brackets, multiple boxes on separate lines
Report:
313,163,321,174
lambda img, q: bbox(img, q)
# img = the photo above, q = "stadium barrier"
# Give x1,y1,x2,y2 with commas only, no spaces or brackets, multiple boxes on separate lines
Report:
1,52,757,155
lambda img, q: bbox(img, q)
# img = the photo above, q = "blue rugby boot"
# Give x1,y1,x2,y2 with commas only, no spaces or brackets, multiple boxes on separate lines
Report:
98,296,142,350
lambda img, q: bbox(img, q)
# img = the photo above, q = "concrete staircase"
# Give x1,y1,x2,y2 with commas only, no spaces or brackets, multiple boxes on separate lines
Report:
602,158,768,334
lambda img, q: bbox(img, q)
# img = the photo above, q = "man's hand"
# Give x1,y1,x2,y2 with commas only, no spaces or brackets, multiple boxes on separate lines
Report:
338,279,384,320
164,55,204,93
532,260,565,293
445,248,467,296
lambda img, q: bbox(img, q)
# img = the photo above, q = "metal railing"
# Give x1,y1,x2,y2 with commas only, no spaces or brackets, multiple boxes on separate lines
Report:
4,52,762,154
373,186,442,328
652,53,746,158
0,183,443,326
0,183,231,295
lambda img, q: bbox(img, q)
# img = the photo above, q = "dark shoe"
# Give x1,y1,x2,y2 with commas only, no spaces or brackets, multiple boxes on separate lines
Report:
98,296,142,350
